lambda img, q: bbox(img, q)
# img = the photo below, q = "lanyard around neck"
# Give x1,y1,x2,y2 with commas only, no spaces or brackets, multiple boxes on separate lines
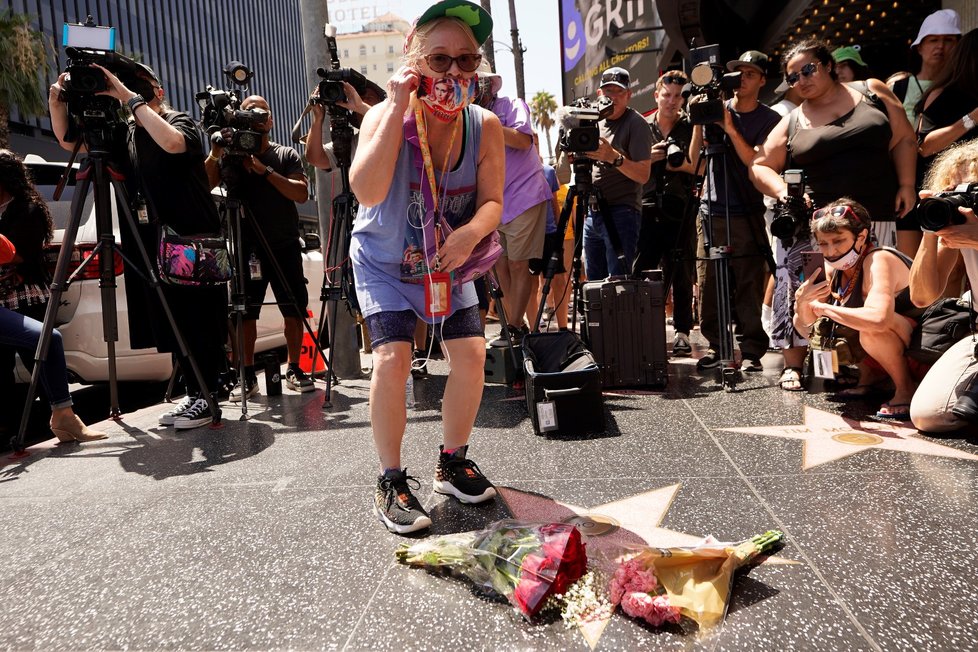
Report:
413,101,460,219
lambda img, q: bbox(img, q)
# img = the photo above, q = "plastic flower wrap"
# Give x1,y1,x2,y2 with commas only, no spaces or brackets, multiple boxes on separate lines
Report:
608,530,783,630
395,520,588,619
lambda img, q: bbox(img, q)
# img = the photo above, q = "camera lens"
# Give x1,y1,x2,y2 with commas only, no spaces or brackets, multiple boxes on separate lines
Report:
917,196,971,232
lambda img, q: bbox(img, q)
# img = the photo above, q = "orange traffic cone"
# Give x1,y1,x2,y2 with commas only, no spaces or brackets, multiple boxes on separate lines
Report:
299,310,326,375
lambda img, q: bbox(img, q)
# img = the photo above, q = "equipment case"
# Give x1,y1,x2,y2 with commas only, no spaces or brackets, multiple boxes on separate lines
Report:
582,276,668,388
523,331,605,436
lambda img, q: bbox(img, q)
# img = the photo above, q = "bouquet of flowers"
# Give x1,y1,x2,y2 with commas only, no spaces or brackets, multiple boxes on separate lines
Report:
395,519,588,619
609,530,783,630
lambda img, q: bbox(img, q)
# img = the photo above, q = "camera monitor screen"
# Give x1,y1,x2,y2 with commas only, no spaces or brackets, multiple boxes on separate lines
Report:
62,23,116,51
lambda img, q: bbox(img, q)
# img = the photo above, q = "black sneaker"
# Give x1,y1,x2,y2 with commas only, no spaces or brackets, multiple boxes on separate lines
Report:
158,394,196,426
433,445,497,504
229,377,260,402
411,349,428,378
671,332,692,357
696,349,721,370
489,325,525,348
173,397,217,430
375,469,432,534
741,357,764,372
285,366,315,392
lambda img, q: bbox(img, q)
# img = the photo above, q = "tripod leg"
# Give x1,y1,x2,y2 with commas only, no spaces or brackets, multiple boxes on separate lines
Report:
92,159,122,417
224,200,251,418
11,170,92,452
485,270,521,379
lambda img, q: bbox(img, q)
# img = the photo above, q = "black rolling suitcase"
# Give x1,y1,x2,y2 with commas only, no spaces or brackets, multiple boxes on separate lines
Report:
523,331,605,436
582,276,668,388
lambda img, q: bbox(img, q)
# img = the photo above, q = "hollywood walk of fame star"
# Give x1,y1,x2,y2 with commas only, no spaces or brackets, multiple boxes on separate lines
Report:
719,406,978,470
498,484,791,648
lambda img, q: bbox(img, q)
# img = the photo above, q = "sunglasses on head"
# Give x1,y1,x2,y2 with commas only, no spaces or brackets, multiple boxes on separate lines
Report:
811,205,860,223
784,61,819,86
660,74,686,86
424,53,482,73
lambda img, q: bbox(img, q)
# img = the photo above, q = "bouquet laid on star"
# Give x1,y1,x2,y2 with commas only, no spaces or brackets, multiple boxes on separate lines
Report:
395,519,588,619
608,530,783,630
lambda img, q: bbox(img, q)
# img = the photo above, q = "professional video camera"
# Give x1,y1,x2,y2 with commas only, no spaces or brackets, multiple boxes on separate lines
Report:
770,169,808,245
60,18,157,143
196,61,267,157
556,96,614,154
917,183,978,232
683,45,742,126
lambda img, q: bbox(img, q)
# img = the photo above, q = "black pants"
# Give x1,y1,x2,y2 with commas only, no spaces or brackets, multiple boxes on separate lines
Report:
633,204,695,335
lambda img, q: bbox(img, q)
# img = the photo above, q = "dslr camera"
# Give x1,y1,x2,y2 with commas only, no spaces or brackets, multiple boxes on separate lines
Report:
60,18,157,140
196,62,268,157
770,169,808,245
683,45,742,126
663,136,687,168
556,96,614,154
917,183,978,232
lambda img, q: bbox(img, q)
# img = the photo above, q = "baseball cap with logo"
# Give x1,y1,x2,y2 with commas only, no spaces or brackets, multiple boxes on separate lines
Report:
912,9,961,47
726,50,769,75
414,0,494,46
600,67,630,90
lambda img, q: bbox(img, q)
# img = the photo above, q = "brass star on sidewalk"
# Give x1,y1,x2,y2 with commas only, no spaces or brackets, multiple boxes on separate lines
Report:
720,406,978,470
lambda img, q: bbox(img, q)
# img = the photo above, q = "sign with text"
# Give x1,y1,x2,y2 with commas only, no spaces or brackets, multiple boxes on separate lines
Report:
559,0,668,113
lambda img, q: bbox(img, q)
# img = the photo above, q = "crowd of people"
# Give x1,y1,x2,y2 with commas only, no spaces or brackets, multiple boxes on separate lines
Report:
3,2,978,536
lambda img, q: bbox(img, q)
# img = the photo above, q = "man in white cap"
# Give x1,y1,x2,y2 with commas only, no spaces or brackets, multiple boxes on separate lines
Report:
888,8,961,125
474,66,551,345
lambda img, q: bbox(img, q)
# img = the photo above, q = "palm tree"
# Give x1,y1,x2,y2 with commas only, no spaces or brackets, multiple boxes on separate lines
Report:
0,11,53,149
529,90,557,161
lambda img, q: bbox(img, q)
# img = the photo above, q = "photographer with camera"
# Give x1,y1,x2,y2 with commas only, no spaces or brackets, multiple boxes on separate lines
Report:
908,139,978,431
305,81,383,171
49,64,228,430
691,51,781,372
635,70,698,356
204,95,312,399
580,67,653,280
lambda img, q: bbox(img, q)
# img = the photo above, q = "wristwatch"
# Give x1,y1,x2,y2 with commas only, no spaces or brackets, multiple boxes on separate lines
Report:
963,113,977,131
612,152,625,168
262,166,273,178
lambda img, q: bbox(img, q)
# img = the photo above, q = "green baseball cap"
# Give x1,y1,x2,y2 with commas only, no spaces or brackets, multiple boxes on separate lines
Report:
415,0,494,46
832,46,867,67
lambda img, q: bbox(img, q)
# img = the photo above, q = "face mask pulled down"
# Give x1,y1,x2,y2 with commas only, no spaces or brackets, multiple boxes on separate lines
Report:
418,75,477,122
825,232,866,271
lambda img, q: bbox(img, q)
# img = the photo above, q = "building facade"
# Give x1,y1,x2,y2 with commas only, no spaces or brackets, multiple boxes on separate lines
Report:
335,13,410,91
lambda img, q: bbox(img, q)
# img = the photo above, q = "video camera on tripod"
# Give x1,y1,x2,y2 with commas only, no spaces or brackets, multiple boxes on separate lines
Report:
60,18,158,146
556,96,614,154
196,61,268,157
683,45,742,126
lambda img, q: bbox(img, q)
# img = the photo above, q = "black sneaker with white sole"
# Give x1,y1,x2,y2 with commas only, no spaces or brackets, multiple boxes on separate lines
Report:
285,366,315,392
433,445,496,504
375,469,432,534
229,378,259,402
696,349,721,370
173,397,217,430
158,394,196,426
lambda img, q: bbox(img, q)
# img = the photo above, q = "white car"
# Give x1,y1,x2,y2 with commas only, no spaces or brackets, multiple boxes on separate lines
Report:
23,155,325,384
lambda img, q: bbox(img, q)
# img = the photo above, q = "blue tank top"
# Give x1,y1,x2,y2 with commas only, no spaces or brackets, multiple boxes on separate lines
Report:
350,105,484,320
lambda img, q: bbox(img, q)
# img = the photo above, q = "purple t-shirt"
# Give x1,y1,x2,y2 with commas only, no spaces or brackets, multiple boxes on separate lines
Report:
490,95,552,224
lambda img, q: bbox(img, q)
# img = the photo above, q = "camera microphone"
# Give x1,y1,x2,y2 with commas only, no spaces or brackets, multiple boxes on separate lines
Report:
323,23,337,38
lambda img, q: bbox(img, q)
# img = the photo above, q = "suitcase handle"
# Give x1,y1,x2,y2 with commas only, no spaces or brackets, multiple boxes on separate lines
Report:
544,386,584,398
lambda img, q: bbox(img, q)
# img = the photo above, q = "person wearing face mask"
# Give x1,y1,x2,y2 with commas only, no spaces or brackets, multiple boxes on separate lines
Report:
471,64,551,346
205,95,312,400
348,0,504,535
793,199,923,420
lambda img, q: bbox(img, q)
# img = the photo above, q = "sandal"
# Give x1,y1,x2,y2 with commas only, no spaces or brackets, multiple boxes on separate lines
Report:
836,385,878,398
778,367,804,392
875,402,911,420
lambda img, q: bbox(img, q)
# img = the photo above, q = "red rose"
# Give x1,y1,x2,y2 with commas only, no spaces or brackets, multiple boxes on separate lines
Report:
512,554,554,617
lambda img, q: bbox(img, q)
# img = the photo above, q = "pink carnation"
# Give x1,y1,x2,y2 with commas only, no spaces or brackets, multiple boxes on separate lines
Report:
620,591,655,620
609,559,658,604
644,595,681,627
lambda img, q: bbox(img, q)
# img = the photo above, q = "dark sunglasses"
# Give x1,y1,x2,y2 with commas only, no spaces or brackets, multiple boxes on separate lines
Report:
784,61,819,86
812,205,859,223
660,74,687,86
424,53,483,73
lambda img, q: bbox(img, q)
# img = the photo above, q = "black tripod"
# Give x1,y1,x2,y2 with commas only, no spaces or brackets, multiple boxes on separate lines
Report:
534,156,624,333
219,160,330,418
12,143,220,452
696,124,777,391
317,116,360,409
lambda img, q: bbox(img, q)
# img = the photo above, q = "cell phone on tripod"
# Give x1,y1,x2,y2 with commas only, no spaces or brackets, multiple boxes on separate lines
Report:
801,251,824,281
